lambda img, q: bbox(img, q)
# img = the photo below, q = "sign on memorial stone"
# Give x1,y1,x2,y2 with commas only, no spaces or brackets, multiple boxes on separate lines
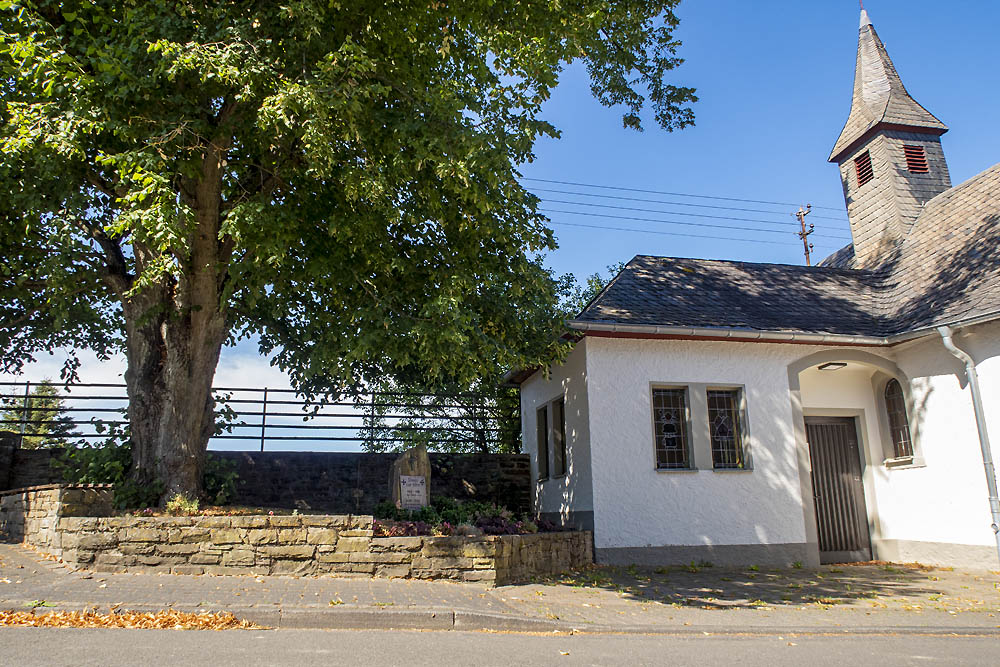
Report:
400,475,428,510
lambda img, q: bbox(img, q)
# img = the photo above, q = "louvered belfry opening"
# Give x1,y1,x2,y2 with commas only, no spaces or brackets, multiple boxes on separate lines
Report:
903,144,929,173
854,150,874,186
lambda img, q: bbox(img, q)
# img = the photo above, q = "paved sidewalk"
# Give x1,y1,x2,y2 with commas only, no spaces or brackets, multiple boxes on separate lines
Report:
2,543,998,634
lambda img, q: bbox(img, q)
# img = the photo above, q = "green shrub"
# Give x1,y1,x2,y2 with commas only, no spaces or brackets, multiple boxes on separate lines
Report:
203,455,239,505
55,425,162,510
165,493,199,516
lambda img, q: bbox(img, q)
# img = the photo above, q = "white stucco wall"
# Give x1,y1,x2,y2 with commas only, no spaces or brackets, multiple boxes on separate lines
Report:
583,336,824,551
575,323,999,565
520,339,594,525
880,321,1000,550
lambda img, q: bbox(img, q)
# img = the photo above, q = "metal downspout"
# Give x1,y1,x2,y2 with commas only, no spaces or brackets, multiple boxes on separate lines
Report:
937,326,1000,566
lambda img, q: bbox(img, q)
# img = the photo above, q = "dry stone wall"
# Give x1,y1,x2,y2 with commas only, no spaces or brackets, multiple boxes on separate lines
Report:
0,484,113,550
56,516,592,584
1,485,592,585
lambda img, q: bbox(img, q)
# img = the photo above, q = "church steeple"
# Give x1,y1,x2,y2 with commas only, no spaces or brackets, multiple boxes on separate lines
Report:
830,10,947,162
830,10,952,268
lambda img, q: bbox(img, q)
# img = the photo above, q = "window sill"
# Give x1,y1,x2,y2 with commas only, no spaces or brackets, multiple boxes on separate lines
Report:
883,456,925,470
539,474,568,483
712,467,753,473
655,468,699,473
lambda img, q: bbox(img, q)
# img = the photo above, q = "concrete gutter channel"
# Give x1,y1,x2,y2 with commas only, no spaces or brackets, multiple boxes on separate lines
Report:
3,600,999,636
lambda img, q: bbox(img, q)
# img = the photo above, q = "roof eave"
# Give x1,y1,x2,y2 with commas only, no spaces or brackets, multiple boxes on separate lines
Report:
829,122,948,163
568,320,887,346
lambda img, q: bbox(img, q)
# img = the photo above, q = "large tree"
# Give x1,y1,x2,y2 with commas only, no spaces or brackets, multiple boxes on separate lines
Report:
0,1,695,501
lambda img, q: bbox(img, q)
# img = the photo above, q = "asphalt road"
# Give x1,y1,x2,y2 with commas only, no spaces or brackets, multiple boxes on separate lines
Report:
1,628,996,666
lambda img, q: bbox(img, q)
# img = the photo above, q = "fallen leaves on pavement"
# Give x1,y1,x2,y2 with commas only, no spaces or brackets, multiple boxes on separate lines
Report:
0,609,264,630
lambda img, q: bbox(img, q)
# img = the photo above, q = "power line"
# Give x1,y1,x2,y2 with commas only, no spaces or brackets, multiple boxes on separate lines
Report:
540,208,852,241
530,186,849,222
548,220,844,247
541,198,851,232
521,177,847,212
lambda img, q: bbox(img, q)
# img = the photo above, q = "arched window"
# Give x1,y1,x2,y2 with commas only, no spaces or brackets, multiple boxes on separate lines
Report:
884,379,913,458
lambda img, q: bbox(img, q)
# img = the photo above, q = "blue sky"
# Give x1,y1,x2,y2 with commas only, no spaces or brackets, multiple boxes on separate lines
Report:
525,0,1000,276
5,1,999,448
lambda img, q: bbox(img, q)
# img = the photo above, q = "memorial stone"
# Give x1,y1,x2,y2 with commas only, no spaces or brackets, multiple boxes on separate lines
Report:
390,445,431,510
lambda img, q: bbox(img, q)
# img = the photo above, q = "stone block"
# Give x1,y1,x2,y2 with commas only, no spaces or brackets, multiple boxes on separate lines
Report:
62,549,93,564
246,529,278,545
267,516,302,527
274,528,307,543
195,516,232,528
421,537,467,557
190,552,222,565
306,528,340,545
95,552,125,566
138,555,166,567
221,549,256,567
170,529,211,544
269,559,317,576
335,537,370,552
156,543,201,556
458,569,497,583
119,543,156,556
461,542,496,558
78,534,117,550
374,564,412,579
126,528,164,543
261,545,315,559
371,537,423,552
209,529,243,545
316,552,351,564
229,516,269,529
302,515,348,527
411,555,474,570
171,565,205,575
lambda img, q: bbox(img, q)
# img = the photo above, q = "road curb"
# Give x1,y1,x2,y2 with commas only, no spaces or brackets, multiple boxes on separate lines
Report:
3,601,999,636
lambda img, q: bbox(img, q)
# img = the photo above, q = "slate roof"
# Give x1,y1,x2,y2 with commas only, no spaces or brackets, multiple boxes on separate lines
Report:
573,164,1000,339
829,11,947,162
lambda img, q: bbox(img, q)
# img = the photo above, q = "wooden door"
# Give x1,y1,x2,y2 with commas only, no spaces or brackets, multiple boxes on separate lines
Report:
805,417,872,563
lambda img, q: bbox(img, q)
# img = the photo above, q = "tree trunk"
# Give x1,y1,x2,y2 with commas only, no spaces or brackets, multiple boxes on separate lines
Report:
119,138,231,504
123,292,226,503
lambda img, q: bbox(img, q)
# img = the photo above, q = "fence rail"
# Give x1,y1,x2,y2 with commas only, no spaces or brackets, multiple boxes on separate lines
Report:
0,381,521,453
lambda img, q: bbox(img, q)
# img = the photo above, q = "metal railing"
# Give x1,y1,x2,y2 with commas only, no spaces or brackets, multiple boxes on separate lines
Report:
0,382,521,453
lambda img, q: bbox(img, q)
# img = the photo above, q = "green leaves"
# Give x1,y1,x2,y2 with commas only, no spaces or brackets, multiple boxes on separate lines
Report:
1,0,694,407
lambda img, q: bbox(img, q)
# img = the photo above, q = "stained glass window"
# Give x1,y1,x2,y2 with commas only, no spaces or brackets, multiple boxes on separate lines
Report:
536,406,549,480
652,388,690,469
707,389,745,469
884,379,913,458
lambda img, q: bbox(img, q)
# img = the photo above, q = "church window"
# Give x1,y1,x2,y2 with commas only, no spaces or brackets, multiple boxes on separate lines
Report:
707,389,746,469
903,145,929,173
652,388,691,469
855,151,874,186
884,379,913,458
536,406,549,480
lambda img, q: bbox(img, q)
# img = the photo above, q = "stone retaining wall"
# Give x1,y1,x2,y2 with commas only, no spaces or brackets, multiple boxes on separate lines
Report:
0,485,592,585
0,484,113,550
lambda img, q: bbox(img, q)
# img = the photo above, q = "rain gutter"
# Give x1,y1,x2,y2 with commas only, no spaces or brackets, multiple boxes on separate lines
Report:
937,325,1000,567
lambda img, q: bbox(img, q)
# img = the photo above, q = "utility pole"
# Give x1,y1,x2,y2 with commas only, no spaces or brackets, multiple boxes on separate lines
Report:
795,204,814,266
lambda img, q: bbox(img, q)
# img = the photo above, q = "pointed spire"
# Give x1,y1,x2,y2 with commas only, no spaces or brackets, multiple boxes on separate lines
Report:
829,11,947,162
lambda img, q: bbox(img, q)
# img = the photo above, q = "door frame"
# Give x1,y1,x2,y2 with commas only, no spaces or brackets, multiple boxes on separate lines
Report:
804,415,873,563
